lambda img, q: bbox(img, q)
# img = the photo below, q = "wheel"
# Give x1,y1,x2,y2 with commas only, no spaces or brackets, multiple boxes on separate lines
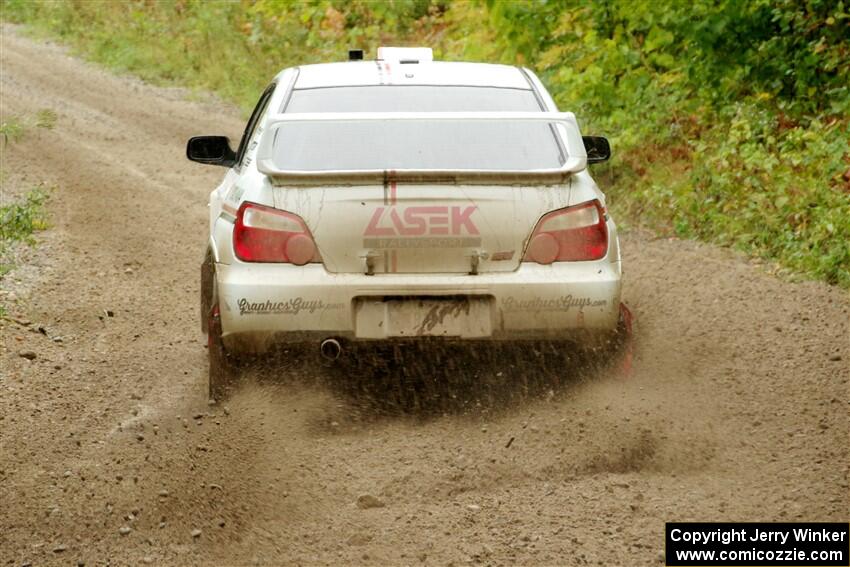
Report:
201,249,240,400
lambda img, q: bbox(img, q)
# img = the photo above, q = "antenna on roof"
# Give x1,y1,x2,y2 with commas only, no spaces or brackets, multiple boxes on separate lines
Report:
348,49,364,61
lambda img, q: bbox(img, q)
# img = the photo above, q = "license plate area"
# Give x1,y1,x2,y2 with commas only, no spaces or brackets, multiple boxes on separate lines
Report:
354,295,493,339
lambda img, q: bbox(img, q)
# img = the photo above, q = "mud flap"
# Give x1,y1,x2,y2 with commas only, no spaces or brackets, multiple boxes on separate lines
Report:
200,248,214,334
208,303,239,400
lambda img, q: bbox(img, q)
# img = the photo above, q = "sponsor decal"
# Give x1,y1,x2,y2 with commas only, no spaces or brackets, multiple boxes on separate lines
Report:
415,299,472,336
238,297,344,316
363,236,481,249
501,295,608,312
364,205,479,237
363,179,483,271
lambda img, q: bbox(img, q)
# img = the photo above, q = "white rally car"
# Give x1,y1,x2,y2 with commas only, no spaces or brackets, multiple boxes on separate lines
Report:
188,47,630,398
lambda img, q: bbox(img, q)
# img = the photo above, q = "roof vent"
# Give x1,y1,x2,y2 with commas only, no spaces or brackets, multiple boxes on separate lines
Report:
377,47,433,64
348,49,364,61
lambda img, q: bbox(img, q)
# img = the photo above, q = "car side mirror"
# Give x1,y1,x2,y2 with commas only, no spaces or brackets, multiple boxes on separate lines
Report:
187,136,237,167
582,136,611,164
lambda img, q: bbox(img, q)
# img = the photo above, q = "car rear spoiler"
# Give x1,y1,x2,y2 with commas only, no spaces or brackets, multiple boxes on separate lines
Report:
255,111,588,186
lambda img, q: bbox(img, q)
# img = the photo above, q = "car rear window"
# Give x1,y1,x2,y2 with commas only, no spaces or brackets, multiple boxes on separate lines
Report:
271,86,565,171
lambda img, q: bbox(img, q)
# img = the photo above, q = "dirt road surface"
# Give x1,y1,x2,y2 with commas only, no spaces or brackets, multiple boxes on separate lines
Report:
1,26,848,566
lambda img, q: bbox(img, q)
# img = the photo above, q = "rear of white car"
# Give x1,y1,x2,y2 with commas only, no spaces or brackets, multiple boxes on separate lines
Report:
190,48,625,397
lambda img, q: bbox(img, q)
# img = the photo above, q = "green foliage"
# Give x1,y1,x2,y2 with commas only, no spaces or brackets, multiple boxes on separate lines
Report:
0,188,49,252
486,0,850,286
2,0,848,286
0,107,56,276
34,108,57,129
0,115,24,144
1,109,57,144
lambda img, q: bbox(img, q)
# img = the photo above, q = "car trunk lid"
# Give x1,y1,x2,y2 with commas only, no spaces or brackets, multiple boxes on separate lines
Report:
273,182,572,274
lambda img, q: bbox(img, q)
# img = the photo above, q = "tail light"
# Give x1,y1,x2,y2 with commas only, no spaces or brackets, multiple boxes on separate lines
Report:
233,202,321,264
523,200,608,264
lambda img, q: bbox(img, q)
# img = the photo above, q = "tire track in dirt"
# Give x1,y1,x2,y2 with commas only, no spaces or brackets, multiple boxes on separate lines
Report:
1,25,847,566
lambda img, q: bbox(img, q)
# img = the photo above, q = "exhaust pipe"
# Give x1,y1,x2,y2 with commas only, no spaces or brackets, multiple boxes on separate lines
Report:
320,338,342,361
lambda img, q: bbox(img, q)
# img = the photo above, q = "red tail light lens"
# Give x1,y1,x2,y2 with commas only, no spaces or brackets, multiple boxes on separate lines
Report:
233,202,321,264
523,200,608,264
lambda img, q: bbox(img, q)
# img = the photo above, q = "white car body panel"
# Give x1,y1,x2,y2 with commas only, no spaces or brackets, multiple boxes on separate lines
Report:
294,60,531,89
273,184,571,274
216,261,620,345
202,55,623,351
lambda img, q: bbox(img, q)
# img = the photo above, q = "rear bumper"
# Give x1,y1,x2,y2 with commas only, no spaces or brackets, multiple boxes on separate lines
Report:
216,260,621,352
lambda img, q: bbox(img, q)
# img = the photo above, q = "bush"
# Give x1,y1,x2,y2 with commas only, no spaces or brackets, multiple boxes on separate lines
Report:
0,189,49,251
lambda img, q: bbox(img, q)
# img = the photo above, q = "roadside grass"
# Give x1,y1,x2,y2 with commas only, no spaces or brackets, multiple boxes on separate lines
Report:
0,185,50,317
0,187,49,254
0,108,56,305
1,109,57,144
2,1,848,287
0,108,56,256
0,115,24,144
0,182,51,316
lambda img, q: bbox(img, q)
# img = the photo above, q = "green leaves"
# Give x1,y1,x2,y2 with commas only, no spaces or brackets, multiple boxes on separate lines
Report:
483,0,850,287
643,26,673,53
0,189,49,251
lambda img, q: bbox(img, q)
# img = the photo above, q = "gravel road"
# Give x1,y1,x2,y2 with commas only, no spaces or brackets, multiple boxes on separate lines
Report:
1,26,848,566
